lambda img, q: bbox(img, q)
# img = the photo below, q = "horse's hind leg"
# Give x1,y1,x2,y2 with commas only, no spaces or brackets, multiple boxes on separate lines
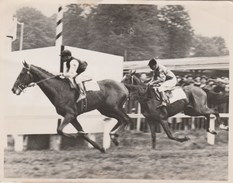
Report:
186,106,228,132
98,108,131,146
213,112,228,131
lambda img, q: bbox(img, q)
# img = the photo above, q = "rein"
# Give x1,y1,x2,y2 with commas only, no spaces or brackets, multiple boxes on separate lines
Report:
27,75,59,87
126,75,159,101
20,66,59,90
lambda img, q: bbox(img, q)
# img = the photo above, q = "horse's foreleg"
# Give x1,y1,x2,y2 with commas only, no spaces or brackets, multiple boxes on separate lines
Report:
159,119,190,142
147,118,156,149
71,119,105,153
57,114,79,138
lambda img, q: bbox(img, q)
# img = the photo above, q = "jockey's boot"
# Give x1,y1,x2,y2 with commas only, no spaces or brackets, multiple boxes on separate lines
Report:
68,77,76,89
76,83,86,103
157,91,168,108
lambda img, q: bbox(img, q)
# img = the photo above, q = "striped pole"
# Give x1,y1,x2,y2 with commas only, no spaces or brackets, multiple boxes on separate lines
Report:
56,6,63,47
56,5,65,73
55,6,64,148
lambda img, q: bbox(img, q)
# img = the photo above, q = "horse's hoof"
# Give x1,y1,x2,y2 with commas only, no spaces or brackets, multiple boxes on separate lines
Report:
219,124,229,131
110,134,120,146
100,148,106,153
112,138,119,146
207,128,217,135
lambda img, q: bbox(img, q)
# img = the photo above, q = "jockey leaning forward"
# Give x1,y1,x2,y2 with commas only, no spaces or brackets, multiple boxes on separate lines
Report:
147,58,177,107
60,49,88,102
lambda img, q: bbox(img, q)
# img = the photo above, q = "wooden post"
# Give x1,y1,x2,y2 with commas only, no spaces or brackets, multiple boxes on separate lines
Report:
191,117,195,129
136,103,141,131
103,118,117,149
50,119,62,151
207,116,215,145
13,135,24,152
49,135,62,151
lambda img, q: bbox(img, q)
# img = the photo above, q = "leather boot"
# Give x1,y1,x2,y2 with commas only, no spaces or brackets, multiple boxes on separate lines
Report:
76,83,86,103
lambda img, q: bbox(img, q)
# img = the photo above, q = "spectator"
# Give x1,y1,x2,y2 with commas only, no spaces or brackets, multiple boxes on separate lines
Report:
200,75,207,88
194,76,201,87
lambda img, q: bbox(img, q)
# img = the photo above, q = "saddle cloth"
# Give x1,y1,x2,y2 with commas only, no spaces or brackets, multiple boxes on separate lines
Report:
154,87,187,104
166,87,187,104
74,75,100,91
83,80,100,91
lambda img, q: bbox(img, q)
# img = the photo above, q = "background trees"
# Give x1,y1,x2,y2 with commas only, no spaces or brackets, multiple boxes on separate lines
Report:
12,4,229,60
12,7,56,51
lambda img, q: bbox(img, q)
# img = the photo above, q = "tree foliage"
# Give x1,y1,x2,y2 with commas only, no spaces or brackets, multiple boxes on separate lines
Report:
12,7,56,51
12,4,229,59
191,35,229,57
157,5,194,58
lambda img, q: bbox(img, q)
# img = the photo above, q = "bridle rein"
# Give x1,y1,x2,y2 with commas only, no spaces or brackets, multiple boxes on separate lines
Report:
17,66,59,92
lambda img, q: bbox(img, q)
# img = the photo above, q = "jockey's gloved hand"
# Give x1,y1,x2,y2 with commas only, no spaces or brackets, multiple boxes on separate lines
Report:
59,73,65,79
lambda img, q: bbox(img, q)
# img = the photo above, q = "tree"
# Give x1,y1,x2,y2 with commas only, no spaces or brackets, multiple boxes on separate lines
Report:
12,7,56,51
191,35,229,57
62,4,90,49
158,5,194,58
87,4,167,60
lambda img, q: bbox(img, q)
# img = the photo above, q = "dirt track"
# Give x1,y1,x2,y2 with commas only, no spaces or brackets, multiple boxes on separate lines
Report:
4,130,228,180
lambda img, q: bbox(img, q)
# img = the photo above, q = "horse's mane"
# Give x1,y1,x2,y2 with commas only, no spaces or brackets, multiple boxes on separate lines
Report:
124,84,147,94
31,65,55,76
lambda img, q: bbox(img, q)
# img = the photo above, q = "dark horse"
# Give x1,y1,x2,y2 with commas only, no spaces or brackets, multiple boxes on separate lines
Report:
12,61,131,153
122,72,228,149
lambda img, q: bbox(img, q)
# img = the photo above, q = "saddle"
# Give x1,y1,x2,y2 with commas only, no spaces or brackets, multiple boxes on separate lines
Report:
73,78,101,112
153,87,187,104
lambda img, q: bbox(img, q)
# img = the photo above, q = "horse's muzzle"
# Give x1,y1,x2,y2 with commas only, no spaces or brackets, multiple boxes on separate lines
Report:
11,87,21,95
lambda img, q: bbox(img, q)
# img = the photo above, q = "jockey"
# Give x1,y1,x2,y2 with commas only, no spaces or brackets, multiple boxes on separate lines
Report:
60,49,88,102
147,58,177,107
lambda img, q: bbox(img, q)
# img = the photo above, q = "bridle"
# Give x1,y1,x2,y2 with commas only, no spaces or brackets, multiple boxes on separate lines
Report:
125,74,160,102
17,66,59,92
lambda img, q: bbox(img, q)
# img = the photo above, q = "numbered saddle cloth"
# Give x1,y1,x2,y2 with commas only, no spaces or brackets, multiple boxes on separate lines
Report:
165,87,187,104
83,80,100,91
75,75,100,91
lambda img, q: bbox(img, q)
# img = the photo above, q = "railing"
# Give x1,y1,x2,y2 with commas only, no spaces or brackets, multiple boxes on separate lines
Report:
5,113,228,152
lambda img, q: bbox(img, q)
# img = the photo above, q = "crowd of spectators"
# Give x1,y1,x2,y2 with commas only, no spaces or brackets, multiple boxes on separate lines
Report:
176,74,229,94
139,72,229,94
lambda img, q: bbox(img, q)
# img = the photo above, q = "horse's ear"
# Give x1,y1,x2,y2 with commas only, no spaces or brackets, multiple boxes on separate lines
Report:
130,70,136,75
22,60,29,68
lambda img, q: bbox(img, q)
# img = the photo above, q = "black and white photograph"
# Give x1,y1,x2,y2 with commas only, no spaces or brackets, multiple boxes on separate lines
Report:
0,0,232,182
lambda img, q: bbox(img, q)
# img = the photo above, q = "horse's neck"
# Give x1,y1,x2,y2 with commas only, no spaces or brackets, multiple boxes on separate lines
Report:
30,66,64,104
133,76,143,85
31,66,53,82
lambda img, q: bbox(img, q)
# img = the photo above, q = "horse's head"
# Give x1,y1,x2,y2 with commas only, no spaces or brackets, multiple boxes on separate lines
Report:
122,70,142,85
12,61,34,95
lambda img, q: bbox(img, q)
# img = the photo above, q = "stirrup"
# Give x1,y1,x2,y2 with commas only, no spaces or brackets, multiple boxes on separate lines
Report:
76,93,86,103
77,131,87,135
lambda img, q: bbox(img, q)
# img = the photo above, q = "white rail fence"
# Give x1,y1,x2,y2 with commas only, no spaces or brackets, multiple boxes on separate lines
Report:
5,113,229,152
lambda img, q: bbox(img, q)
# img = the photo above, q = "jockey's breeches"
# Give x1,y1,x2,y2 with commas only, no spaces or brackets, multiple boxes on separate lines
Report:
157,77,177,92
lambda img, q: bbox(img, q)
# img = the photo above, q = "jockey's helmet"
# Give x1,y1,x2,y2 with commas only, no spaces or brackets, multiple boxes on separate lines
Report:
148,58,157,67
60,50,72,57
